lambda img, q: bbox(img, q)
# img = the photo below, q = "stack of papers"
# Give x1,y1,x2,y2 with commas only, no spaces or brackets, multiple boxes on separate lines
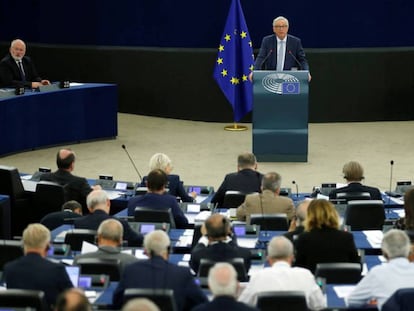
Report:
363,230,383,248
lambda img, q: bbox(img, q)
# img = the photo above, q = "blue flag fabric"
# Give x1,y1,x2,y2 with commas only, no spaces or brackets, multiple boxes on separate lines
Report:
213,0,254,122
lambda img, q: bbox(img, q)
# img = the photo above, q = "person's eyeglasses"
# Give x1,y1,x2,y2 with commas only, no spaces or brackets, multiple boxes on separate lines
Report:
273,25,288,29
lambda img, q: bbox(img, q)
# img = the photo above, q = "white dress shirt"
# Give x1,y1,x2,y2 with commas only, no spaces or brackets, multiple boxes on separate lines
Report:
346,257,414,310
238,261,326,310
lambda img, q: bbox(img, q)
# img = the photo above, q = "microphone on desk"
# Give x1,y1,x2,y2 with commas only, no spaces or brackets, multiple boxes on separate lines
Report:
292,180,299,197
259,49,274,70
121,144,143,182
288,50,302,70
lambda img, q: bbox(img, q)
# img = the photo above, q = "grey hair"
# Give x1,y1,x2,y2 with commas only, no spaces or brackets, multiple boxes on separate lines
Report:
267,236,294,259
97,219,123,243
122,298,160,311
86,190,108,210
273,16,289,27
23,223,50,250
382,229,411,259
261,172,282,191
144,230,170,257
208,262,238,297
237,152,257,169
149,153,172,172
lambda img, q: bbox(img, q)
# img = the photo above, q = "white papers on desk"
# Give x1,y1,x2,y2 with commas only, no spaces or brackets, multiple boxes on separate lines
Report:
20,175,32,180
333,285,356,298
194,196,206,204
391,208,405,217
21,179,37,192
182,254,191,261
363,230,383,248
104,190,123,200
316,193,329,200
134,249,149,259
388,197,404,205
81,241,98,254
70,82,84,87
187,204,201,213
195,211,211,222
237,238,257,249
175,235,192,247
248,263,265,277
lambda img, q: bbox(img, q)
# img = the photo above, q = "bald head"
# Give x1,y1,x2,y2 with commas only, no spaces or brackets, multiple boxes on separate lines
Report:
205,214,231,240
55,288,92,311
56,148,76,170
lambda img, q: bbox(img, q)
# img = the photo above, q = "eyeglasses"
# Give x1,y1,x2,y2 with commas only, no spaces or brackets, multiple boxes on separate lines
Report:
273,25,288,29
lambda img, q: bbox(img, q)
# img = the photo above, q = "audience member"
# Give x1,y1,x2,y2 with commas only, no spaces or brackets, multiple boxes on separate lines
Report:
74,190,143,247
394,188,414,261
127,169,189,228
0,39,50,88
113,230,207,310
140,153,196,202
74,218,138,271
346,229,414,310
236,172,295,224
55,288,92,311
211,152,263,208
190,214,251,274
329,161,382,200
283,200,310,243
238,236,326,310
294,199,360,273
122,298,160,311
40,148,101,213
2,224,73,309
40,200,83,230
193,262,259,311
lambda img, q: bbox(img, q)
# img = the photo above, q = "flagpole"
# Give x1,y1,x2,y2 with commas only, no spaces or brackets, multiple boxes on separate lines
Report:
224,123,248,131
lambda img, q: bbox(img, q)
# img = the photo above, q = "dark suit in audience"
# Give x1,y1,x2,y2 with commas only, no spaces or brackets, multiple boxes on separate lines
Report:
113,230,207,311
40,200,83,230
193,295,258,311
211,153,263,207
141,174,194,202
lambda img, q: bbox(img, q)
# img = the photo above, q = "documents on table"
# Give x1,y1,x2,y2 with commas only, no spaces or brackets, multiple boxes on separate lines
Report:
363,230,383,248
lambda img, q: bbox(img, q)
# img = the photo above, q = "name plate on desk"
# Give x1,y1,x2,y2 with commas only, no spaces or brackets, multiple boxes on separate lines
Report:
0,88,17,98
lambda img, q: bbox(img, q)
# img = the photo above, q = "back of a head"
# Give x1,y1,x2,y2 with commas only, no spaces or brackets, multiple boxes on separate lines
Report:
56,149,76,170
22,223,50,251
208,262,238,297
144,230,170,257
237,152,257,169
404,188,414,230
205,214,231,240
342,161,364,182
149,153,172,172
98,218,123,244
305,199,339,231
122,298,160,311
267,236,294,260
296,200,310,224
146,169,168,191
382,229,410,259
62,200,82,213
261,172,282,192
55,288,92,311
86,190,108,211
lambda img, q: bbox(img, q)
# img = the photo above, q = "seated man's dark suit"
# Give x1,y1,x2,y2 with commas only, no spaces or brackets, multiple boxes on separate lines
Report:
190,241,252,274
112,255,207,311
328,182,382,200
73,245,138,272
0,54,43,88
283,225,305,244
140,174,194,202
294,227,360,273
40,169,92,213
127,192,189,229
254,34,309,70
211,169,263,208
2,253,73,308
192,296,259,311
40,210,82,230
74,210,143,246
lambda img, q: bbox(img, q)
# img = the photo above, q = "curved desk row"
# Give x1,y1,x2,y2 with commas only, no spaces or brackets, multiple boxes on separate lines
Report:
0,83,118,156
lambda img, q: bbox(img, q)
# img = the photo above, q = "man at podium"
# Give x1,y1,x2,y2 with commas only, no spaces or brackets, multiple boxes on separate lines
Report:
251,16,311,81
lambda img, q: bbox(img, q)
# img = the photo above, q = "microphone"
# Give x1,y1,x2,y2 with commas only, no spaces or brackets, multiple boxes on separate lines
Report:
288,50,302,70
292,180,299,197
385,160,401,198
121,144,143,181
259,49,274,70
389,160,394,193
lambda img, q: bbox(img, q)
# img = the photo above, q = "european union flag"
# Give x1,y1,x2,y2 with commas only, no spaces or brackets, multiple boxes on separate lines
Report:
213,0,254,122
282,82,300,94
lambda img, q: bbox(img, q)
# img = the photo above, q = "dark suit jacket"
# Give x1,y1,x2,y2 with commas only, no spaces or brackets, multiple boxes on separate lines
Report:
0,54,42,88
294,227,360,273
140,174,194,202
192,296,259,311
40,210,82,230
127,192,189,228
254,34,309,71
211,169,263,208
283,225,305,244
2,253,73,308
112,256,207,311
40,169,92,213
74,210,143,246
190,241,252,274
328,182,382,200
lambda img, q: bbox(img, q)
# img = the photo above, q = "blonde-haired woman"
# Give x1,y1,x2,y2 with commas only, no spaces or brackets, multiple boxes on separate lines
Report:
294,199,360,273
140,153,196,202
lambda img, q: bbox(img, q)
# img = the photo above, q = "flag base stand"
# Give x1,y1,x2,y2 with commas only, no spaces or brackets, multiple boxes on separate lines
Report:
224,123,248,131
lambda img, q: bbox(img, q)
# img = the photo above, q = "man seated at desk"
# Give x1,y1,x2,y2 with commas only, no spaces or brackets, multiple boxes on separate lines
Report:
127,169,189,229
0,39,50,88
